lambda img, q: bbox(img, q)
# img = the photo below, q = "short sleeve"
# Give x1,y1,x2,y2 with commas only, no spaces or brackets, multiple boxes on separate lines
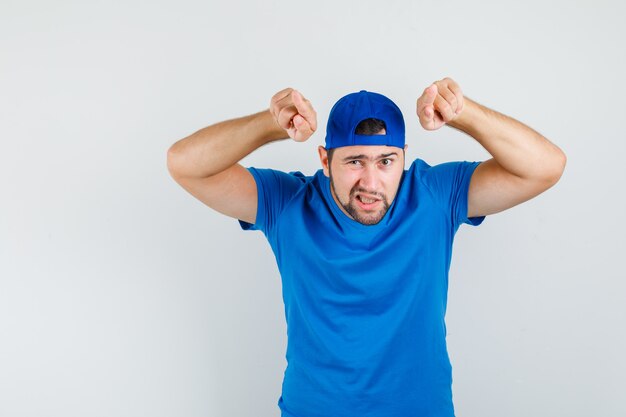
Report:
420,160,486,229
238,167,306,234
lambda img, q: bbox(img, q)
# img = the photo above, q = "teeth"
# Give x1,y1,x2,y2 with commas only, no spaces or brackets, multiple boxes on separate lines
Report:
359,196,376,204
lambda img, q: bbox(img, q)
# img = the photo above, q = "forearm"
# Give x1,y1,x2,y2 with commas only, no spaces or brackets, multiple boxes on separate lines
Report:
167,109,288,178
448,98,566,181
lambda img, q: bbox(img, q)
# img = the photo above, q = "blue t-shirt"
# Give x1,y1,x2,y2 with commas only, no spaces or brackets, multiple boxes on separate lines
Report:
239,158,485,417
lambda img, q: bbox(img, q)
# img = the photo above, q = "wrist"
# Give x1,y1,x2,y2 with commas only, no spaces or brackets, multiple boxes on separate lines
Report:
258,109,289,142
247,109,289,145
447,97,481,132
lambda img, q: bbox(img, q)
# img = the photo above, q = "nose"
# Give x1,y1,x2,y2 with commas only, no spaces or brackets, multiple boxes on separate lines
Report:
359,165,380,192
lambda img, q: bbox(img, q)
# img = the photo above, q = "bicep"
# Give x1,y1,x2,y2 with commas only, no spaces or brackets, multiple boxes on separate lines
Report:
467,158,558,218
170,163,257,224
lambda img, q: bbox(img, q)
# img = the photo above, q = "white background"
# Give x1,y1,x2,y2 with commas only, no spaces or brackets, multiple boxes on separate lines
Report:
1,1,625,416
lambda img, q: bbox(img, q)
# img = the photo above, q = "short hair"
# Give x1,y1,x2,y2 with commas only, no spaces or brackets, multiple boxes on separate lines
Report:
327,118,386,164
354,118,387,135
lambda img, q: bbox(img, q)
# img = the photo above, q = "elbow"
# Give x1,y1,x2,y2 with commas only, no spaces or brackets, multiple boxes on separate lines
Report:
554,148,567,180
545,148,567,186
166,142,184,179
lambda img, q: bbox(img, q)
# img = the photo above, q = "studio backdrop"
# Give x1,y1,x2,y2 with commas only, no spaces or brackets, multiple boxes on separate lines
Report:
1,1,624,416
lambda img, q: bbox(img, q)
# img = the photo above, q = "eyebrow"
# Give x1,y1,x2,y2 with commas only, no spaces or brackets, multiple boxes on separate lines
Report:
341,152,399,162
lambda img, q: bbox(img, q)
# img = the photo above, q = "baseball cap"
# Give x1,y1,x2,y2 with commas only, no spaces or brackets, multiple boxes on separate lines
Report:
324,90,405,150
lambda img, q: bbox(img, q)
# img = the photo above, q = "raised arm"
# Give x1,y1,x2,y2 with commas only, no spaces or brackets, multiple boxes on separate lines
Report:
167,88,317,223
416,78,567,218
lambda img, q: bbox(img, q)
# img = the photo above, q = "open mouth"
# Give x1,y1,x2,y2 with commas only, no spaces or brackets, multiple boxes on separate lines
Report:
355,194,381,209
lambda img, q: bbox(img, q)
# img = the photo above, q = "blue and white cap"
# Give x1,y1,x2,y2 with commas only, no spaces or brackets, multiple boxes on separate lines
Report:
324,90,405,150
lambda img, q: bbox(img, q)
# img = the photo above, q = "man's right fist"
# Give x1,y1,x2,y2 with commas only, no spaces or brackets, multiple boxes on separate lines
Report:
269,88,317,142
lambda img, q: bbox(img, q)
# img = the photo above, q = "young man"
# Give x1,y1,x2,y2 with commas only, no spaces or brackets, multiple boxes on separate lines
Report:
167,77,566,417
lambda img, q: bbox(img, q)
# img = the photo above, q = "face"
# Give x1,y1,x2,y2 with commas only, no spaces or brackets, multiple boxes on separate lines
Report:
318,143,407,225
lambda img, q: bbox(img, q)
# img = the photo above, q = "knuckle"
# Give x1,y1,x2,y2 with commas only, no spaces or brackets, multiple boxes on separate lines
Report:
439,102,451,114
277,109,290,128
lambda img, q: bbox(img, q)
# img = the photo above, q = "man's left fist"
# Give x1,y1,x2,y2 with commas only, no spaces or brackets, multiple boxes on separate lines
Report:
416,77,464,131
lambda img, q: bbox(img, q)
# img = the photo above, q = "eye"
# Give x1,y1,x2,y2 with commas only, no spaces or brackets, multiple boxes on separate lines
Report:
348,160,362,166
380,158,392,166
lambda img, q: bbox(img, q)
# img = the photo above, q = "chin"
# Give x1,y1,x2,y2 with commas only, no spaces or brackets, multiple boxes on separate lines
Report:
356,217,384,226
350,206,388,225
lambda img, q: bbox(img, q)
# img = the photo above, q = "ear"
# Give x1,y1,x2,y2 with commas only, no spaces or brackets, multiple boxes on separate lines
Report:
318,146,330,177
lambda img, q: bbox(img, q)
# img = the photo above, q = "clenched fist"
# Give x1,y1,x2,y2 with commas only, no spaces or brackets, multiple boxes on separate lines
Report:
416,77,465,131
270,88,318,142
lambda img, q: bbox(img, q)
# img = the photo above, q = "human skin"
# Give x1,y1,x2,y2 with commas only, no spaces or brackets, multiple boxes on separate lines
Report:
167,78,566,226
415,78,565,218
167,87,314,224
318,143,408,225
